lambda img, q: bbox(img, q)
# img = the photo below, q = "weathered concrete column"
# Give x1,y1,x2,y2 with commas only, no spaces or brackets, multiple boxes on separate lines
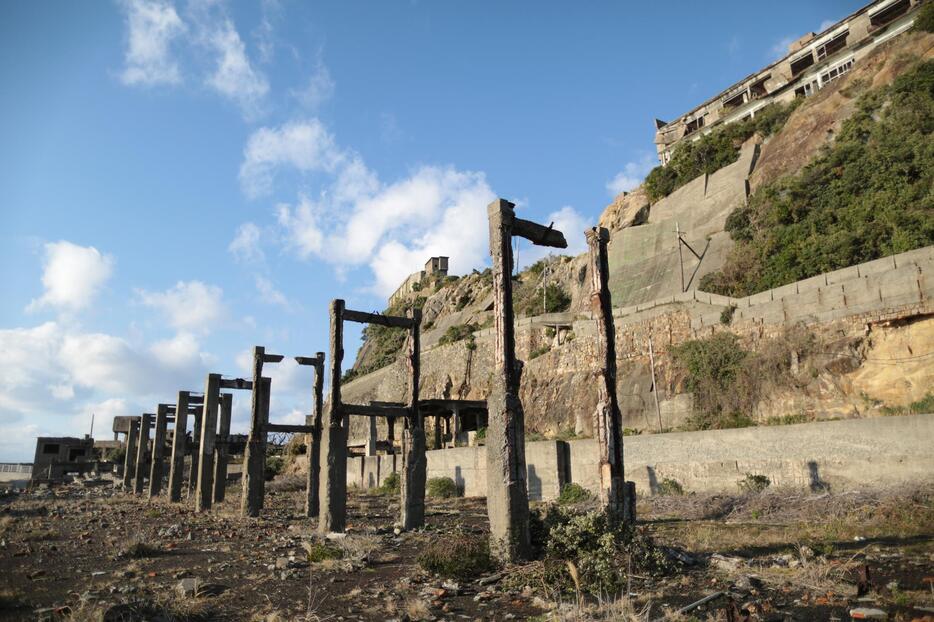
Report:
433,416,442,450
213,392,232,503
241,345,283,518
133,413,152,495
195,373,221,512
485,198,567,562
168,391,190,502
319,299,347,534
400,307,425,530
452,405,463,447
148,404,169,498
302,352,325,518
586,227,627,520
122,420,139,490
366,417,378,456
188,410,202,498
387,416,396,453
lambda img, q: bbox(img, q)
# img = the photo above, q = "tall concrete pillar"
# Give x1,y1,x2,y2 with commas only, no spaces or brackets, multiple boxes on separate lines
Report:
319,299,347,534
400,308,425,530
366,417,378,456
586,227,626,520
241,375,271,516
195,373,221,512
134,413,152,495
122,420,139,490
387,417,396,453
168,391,190,502
148,404,169,498
433,415,442,450
485,199,531,560
452,405,462,447
303,352,325,518
213,392,232,503
188,410,202,498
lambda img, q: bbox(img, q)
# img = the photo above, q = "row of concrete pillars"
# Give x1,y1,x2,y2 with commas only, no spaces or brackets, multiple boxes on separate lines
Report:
118,198,631,566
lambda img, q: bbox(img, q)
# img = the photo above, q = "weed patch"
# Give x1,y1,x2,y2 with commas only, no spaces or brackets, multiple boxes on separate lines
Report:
557,483,593,505
417,531,495,580
426,476,459,498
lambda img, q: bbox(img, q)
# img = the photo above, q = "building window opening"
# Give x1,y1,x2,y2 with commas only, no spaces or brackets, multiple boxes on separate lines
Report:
748,76,769,99
684,116,705,136
870,0,910,28
790,52,815,76
42,444,60,455
794,80,819,98
820,59,854,85
723,91,746,109
816,31,849,61
68,448,86,461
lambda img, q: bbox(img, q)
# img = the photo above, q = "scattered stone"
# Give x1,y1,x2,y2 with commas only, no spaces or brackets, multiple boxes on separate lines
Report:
478,572,504,586
196,583,229,598
850,608,888,620
176,578,200,598
711,554,743,572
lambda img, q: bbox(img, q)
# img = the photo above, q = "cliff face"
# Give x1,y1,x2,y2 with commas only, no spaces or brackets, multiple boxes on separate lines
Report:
343,30,934,441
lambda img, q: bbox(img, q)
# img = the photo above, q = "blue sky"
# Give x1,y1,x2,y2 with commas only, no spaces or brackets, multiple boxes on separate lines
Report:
0,0,866,462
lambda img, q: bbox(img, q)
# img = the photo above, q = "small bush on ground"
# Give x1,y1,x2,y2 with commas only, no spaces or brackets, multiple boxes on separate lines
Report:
264,455,284,480
438,323,479,346
557,483,593,505
738,473,771,493
418,531,495,580
913,0,934,32
378,471,400,495
426,476,459,498
656,478,684,496
118,539,162,559
304,540,344,563
529,345,550,359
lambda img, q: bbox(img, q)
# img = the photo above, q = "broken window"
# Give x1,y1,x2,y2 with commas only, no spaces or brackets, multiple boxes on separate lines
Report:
820,59,854,85
790,52,815,76
749,76,770,99
723,91,746,109
816,31,849,61
68,448,86,461
794,80,819,98
870,0,910,28
42,443,60,455
684,115,705,136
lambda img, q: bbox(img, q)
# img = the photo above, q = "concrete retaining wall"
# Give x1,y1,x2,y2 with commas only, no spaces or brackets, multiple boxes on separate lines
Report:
348,414,934,499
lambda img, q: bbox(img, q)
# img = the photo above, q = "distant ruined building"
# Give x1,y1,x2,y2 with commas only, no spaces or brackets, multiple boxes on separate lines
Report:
654,0,924,164
388,256,450,306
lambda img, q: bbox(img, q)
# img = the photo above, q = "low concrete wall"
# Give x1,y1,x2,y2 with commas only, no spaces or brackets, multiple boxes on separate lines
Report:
348,414,934,498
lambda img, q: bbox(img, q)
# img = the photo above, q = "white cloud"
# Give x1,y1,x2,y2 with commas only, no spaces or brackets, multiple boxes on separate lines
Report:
136,280,226,333
770,35,796,60
819,19,836,32
239,119,344,198
228,222,264,262
119,0,186,87
254,275,291,309
518,205,590,269
292,60,335,110
27,241,114,312
205,18,269,117
606,154,655,196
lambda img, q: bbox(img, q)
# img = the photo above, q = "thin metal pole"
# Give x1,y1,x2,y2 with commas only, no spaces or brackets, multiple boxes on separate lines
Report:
676,222,685,293
648,336,663,433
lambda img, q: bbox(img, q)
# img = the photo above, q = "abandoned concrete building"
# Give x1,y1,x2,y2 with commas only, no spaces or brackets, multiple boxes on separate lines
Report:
31,436,95,482
388,256,450,306
654,0,924,164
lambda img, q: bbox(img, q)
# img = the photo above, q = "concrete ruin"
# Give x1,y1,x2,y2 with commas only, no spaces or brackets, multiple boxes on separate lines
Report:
318,300,424,533
653,0,925,164
31,437,95,483
485,198,566,562
241,346,282,518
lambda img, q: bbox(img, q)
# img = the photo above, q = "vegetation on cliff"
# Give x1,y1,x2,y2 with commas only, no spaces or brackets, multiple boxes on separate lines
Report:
700,60,934,297
644,99,801,202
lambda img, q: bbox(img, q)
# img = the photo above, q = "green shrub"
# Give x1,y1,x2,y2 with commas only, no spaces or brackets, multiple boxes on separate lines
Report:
913,0,934,32
305,541,344,563
542,283,571,313
557,483,593,505
909,392,934,414
719,305,736,325
438,323,479,346
106,446,126,464
656,478,684,496
529,345,550,360
738,473,771,493
265,455,284,480
418,531,495,579
702,60,934,297
455,293,472,311
378,471,400,495
426,476,459,498
474,426,487,443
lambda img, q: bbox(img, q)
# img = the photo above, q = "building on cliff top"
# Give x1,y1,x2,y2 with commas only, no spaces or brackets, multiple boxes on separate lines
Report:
388,256,449,306
654,0,924,164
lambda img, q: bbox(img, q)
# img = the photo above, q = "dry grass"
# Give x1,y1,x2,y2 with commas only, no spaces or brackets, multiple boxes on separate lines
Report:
404,598,432,621
538,595,709,622
267,473,306,493
69,594,213,622
117,538,163,559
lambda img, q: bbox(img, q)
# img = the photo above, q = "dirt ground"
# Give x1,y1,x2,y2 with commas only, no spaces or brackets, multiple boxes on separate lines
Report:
1,476,932,622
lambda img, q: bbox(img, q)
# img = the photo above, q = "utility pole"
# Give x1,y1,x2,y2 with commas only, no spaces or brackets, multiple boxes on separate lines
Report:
648,336,663,433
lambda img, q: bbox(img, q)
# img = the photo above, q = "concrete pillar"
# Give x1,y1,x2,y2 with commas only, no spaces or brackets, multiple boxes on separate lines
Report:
319,299,347,534
188,410,201,498
122,420,139,490
586,227,626,521
148,404,169,498
485,199,531,561
133,413,152,495
452,405,463,447
213,393,232,503
432,415,442,450
168,391,190,502
366,417,378,456
400,307,426,530
305,352,325,518
387,417,396,453
195,373,221,512
241,375,271,517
